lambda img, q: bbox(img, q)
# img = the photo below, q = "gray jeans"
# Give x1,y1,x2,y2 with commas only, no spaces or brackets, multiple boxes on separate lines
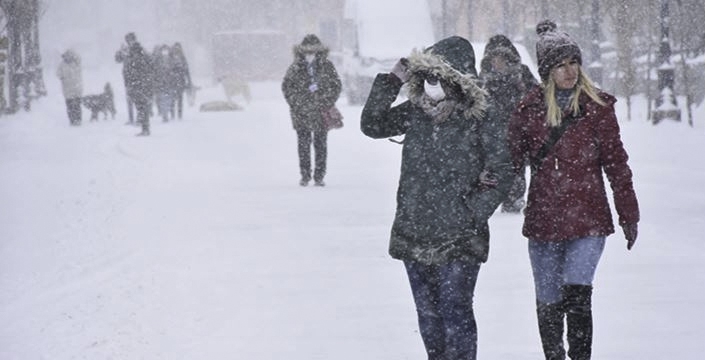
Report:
529,236,606,304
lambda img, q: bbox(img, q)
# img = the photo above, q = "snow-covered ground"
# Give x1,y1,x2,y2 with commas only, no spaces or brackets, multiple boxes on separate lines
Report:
1,66,704,359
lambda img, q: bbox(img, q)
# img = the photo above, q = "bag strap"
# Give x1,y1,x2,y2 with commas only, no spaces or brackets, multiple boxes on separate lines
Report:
530,112,579,173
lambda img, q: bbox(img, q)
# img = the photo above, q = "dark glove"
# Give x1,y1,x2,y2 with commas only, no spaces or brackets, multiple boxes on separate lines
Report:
622,223,638,250
390,58,410,83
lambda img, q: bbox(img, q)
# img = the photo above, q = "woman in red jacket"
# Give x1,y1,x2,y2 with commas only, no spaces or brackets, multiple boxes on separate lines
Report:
508,21,639,360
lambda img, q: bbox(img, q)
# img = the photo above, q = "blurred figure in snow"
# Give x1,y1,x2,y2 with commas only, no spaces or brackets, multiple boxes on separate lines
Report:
170,42,191,119
361,36,514,359
282,34,341,187
479,34,538,213
117,33,153,136
508,20,640,360
56,49,83,126
152,44,175,123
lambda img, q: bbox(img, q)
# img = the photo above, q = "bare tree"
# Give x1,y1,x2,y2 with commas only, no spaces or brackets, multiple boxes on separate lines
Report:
0,0,46,114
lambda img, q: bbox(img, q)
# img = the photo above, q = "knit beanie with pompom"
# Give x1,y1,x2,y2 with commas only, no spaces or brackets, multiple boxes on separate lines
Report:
535,20,582,81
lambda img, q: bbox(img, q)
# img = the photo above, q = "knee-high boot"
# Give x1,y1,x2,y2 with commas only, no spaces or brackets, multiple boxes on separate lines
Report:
562,285,593,360
537,301,566,360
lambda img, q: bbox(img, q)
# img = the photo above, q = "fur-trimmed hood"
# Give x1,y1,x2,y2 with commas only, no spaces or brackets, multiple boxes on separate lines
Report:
293,34,329,60
481,34,522,69
405,36,487,120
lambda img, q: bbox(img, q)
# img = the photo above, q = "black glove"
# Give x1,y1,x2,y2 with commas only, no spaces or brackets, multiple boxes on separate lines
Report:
622,223,638,250
390,58,410,83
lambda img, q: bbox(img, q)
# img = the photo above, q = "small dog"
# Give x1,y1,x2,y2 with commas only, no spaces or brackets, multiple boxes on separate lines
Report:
82,83,116,121
218,74,251,104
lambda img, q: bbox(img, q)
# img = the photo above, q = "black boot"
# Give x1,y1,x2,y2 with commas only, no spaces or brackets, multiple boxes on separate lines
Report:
562,285,593,360
537,302,566,360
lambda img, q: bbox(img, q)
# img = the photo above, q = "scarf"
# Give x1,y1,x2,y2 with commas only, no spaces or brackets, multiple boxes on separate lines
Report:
413,93,460,124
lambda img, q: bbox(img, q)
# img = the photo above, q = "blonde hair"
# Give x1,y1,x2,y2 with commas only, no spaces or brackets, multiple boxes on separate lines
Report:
542,67,605,127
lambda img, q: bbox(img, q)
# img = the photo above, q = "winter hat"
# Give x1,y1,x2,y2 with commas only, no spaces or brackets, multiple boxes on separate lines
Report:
299,34,324,53
424,35,477,77
295,34,327,57
535,20,582,81
481,34,522,73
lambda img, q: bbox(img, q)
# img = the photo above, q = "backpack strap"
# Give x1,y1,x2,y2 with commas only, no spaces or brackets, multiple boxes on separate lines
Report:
530,111,580,174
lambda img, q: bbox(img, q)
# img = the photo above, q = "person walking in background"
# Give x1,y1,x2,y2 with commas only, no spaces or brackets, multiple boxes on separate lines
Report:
361,36,514,360
479,34,538,213
152,44,175,123
508,20,640,360
119,32,154,136
56,49,83,126
170,42,191,120
282,34,341,187
115,35,135,125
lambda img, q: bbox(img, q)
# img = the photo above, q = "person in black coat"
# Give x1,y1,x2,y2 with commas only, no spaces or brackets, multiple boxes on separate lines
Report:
170,42,191,120
479,34,539,213
120,33,154,136
361,36,514,360
282,34,341,186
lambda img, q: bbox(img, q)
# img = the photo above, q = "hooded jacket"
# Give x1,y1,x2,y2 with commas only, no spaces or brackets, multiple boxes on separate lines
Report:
56,50,83,100
361,36,514,264
508,86,639,241
123,41,153,104
480,35,538,127
282,35,342,132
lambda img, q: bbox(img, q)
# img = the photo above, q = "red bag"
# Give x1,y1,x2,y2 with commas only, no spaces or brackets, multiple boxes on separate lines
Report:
323,106,344,130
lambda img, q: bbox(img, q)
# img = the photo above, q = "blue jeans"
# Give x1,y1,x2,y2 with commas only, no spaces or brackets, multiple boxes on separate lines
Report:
529,237,605,304
404,259,481,360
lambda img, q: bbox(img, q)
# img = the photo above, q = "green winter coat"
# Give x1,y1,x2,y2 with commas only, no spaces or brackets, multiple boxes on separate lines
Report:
361,36,514,264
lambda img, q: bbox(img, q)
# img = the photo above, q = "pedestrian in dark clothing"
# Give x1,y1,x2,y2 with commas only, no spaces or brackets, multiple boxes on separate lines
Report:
119,33,154,136
170,42,191,119
508,20,640,360
479,34,538,213
282,34,341,187
116,36,134,125
361,36,514,360
56,49,83,126
153,44,175,123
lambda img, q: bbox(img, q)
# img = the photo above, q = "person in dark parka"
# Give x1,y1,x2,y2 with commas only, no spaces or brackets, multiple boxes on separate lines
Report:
479,34,538,213
282,34,342,186
120,33,154,136
361,36,514,360
170,42,191,120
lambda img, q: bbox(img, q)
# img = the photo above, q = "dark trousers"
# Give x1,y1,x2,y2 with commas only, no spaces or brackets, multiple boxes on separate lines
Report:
174,89,184,119
135,99,151,133
404,259,481,360
296,129,327,182
66,97,82,125
125,92,135,123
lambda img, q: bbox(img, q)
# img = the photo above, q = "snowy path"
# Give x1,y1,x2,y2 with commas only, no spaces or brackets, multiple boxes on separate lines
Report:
1,80,704,359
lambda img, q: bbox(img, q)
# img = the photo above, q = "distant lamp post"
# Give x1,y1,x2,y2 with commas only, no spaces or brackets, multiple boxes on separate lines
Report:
651,0,681,124
587,0,602,86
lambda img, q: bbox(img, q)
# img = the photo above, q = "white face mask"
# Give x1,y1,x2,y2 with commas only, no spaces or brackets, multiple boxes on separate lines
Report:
305,54,315,63
424,80,445,101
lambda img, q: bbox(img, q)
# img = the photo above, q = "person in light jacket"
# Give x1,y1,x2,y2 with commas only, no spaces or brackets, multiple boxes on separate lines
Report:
361,36,514,360
508,20,640,360
56,49,83,126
